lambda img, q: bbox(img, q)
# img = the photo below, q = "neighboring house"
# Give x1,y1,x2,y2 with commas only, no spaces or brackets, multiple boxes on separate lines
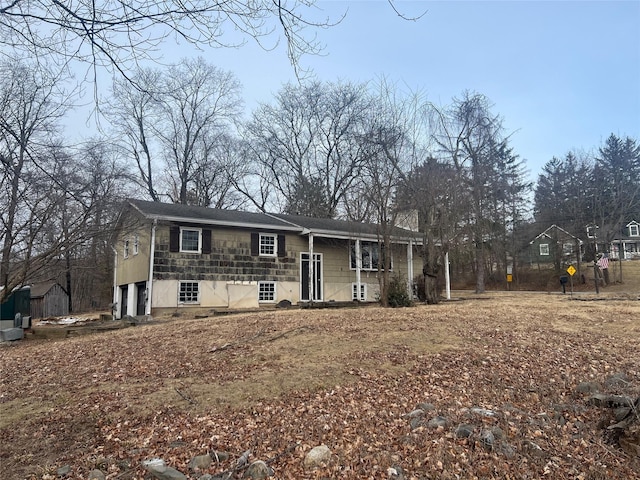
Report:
113,199,422,318
610,220,640,260
30,282,69,318
529,225,584,269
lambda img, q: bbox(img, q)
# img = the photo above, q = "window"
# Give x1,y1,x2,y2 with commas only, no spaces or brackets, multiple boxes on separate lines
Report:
179,281,200,304
123,239,130,258
180,228,201,253
258,281,276,302
352,283,367,301
133,235,139,255
562,243,573,255
539,243,549,256
350,241,391,271
259,234,277,256
629,224,639,237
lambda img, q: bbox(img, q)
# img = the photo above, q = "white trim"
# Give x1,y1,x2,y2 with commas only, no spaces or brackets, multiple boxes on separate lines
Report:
349,240,392,271
352,282,367,301
539,243,550,256
133,234,139,255
258,281,277,302
180,227,202,253
129,202,421,243
259,233,278,257
146,221,156,315
300,251,323,302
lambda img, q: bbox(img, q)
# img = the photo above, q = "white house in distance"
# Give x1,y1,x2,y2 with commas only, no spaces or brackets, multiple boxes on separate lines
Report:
610,220,640,260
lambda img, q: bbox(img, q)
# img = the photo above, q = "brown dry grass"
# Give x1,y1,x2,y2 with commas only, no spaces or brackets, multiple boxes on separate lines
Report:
1,294,639,479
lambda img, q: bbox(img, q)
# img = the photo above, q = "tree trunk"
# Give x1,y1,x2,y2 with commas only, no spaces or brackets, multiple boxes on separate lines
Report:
424,274,439,304
475,237,485,293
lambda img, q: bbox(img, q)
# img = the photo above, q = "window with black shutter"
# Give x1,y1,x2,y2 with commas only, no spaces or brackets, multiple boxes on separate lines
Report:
169,227,180,252
250,232,259,256
202,229,212,254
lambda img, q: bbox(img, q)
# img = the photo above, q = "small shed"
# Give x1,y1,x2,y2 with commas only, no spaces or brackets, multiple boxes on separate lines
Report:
30,282,69,319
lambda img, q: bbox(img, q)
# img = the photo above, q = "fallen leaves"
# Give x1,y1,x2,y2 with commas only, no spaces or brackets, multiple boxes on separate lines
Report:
0,296,639,479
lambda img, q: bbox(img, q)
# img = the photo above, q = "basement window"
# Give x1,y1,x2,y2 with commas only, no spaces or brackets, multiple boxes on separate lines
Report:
179,281,200,304
352,283,367,301
258,281,276,302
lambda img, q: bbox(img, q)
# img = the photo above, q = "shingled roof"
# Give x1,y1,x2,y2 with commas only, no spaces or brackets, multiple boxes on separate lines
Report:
124,199,420,242
128,199,298,231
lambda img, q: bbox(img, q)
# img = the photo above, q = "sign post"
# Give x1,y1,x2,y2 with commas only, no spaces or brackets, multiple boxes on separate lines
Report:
566,265,576,297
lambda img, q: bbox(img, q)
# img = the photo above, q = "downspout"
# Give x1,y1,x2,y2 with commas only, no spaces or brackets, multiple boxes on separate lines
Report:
111,246,118,318
146,219,157,315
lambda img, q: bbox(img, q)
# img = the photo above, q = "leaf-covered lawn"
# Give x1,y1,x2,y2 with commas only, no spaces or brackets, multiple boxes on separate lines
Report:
1,295,639,479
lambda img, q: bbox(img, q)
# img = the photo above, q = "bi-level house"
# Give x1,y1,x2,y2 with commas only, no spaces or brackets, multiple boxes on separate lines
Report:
112,199,422,318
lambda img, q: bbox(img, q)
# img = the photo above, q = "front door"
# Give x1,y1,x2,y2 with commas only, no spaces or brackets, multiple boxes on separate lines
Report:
120,285,128,317
136,282,146,315
300,253,323,301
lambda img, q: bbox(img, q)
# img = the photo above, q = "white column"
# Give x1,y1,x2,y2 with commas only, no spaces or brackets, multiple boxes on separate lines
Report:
127,284,136,316
146,220,157,315
407,240,414,297
111,248,118,317
308,234,314,302
445,251,451,300
355,239,362,300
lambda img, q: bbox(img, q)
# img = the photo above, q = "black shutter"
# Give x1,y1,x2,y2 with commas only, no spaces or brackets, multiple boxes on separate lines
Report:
277,234,286,257
251,232,259,256
202,229,212,254
169,227,180,252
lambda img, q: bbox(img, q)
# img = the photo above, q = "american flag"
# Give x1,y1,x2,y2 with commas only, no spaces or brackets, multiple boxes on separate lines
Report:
597,256,609,269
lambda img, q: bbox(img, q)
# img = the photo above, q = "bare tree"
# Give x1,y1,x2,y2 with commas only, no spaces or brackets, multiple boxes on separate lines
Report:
356,80,421,306
0,0,336,85
246,80,371,217
190,132,249,209
157,58,243,205
0,61,71,300
109,68,162,201
430,91,506,293
397,157,465,303
108,57,245,207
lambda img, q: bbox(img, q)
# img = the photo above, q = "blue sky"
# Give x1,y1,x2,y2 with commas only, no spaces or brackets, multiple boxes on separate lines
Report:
71,1,639,185
188,0,640,184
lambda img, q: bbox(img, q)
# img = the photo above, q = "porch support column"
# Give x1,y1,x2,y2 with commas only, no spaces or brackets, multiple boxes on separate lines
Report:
407,240,414,298
355,239,362,300
445,251,451,300
308,233,314,303
146,219,157,315
111,247,118,318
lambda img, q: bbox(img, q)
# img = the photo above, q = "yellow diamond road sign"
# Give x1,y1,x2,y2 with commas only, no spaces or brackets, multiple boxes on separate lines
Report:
567,265,576,276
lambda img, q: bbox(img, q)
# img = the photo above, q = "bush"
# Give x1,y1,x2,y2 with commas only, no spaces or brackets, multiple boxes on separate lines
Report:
387,274,413,308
